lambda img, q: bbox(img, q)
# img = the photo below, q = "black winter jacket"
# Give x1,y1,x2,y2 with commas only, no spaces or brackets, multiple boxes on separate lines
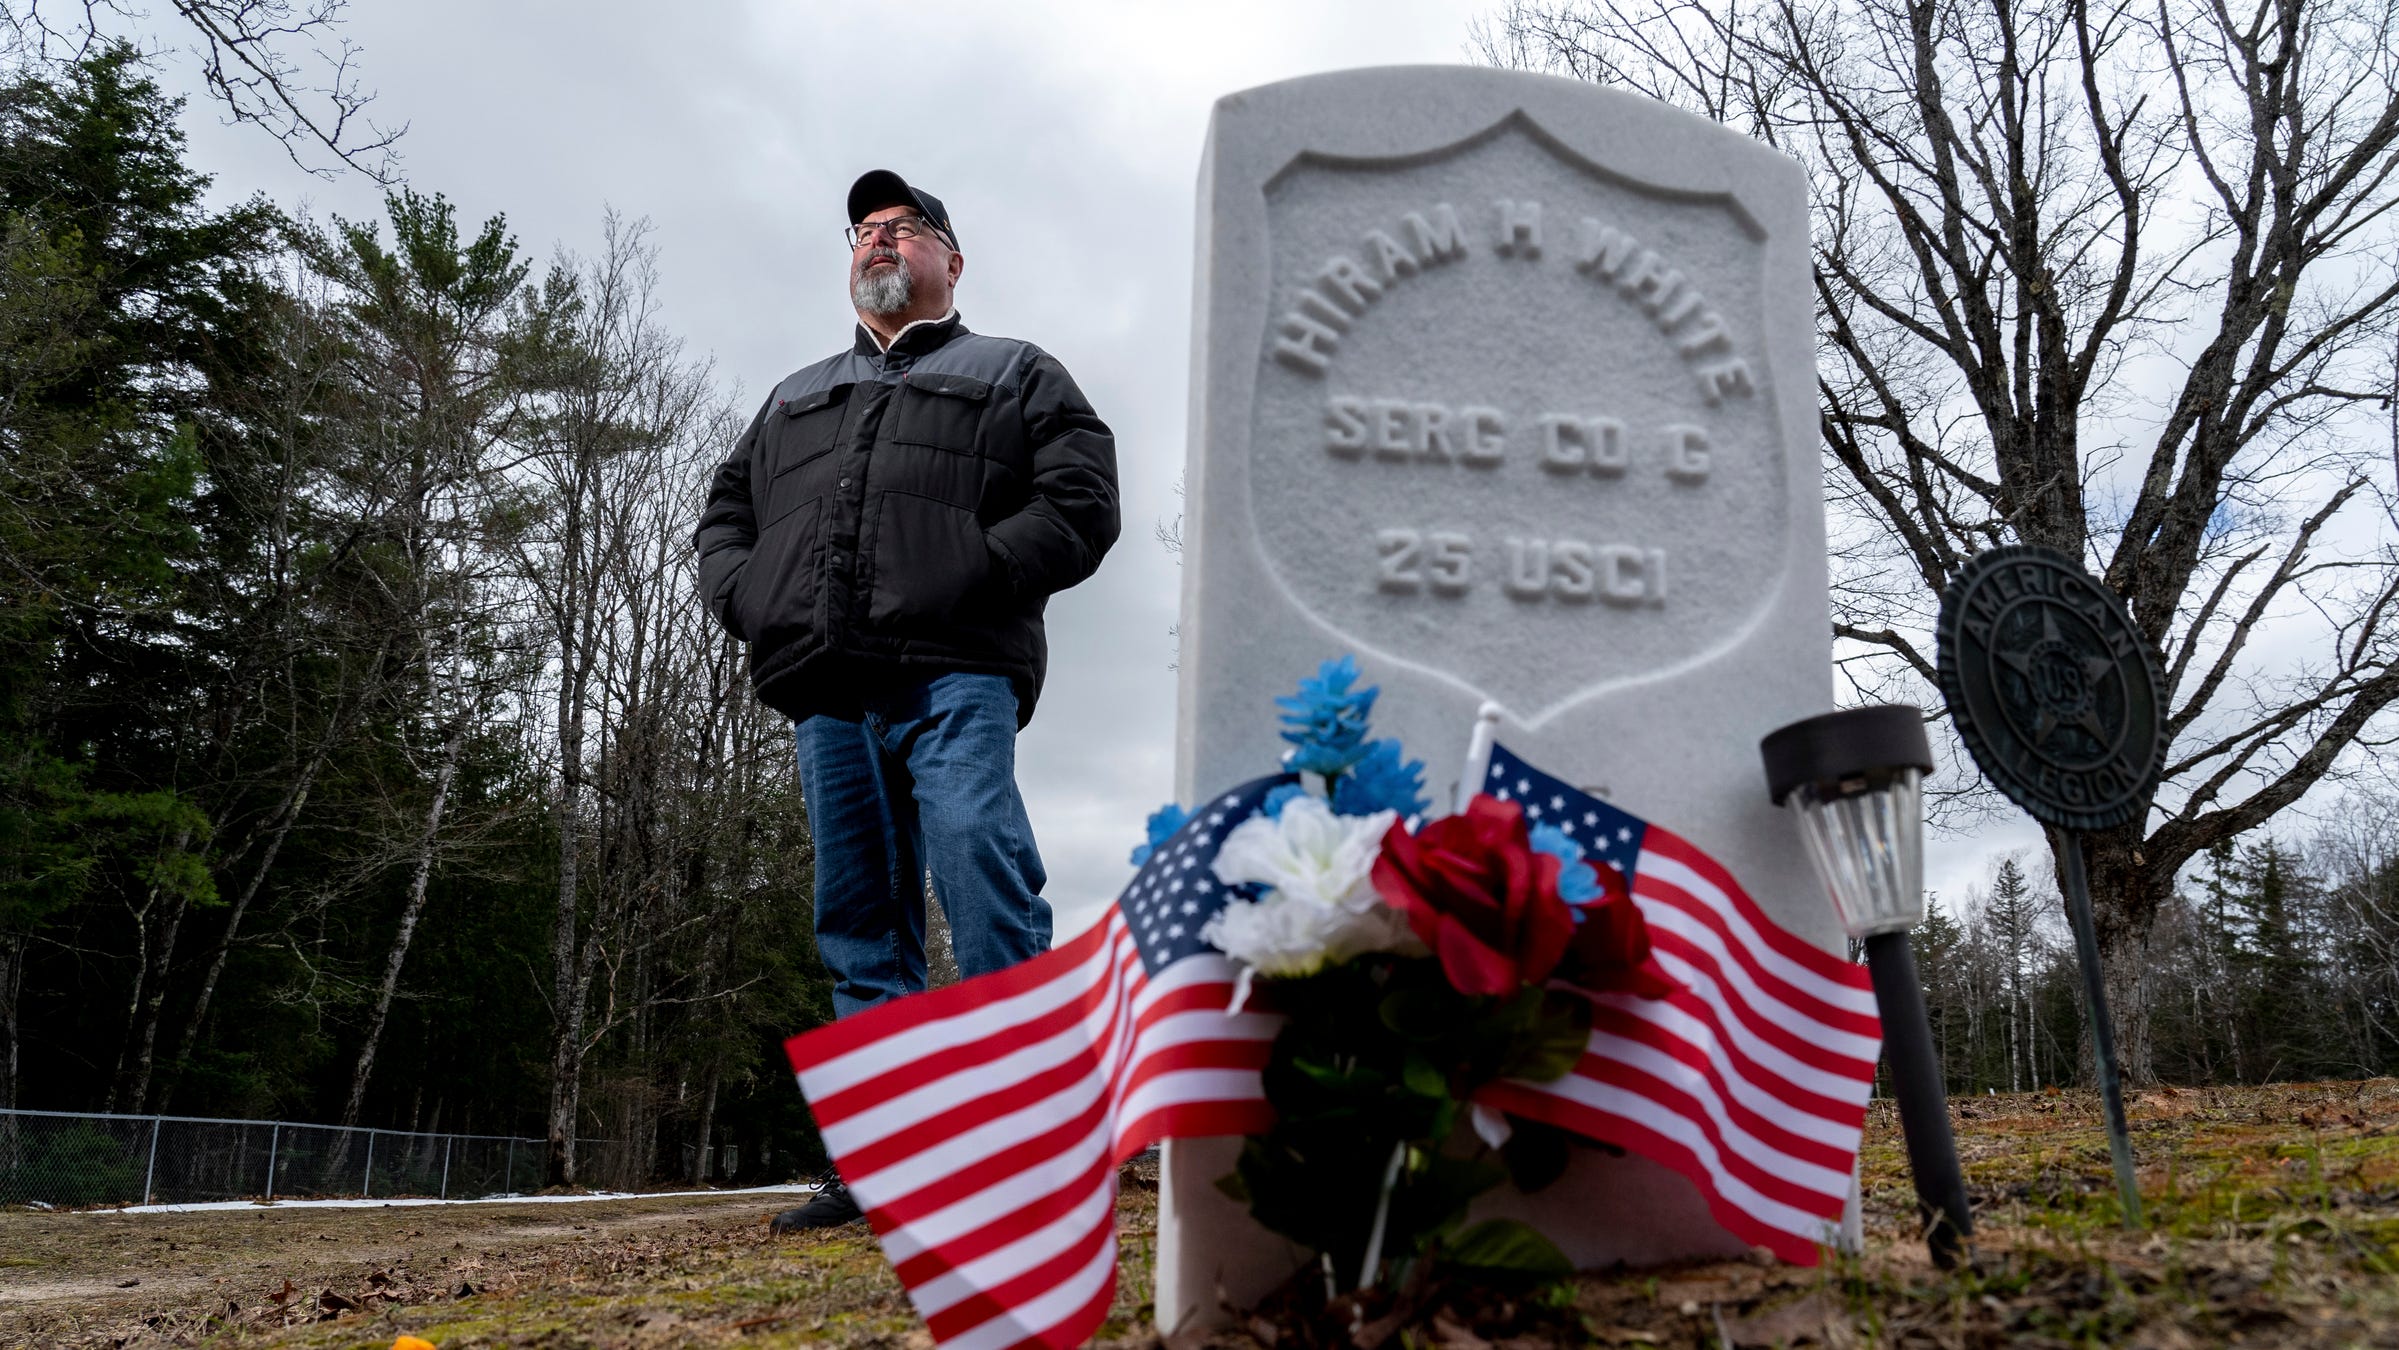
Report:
695,314,1119,727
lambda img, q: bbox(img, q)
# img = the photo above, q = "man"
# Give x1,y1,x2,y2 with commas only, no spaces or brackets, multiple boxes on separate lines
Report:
695,171,1119,1230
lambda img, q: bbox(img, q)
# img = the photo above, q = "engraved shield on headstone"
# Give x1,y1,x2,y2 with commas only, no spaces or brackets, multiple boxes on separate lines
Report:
1250,115,1783,724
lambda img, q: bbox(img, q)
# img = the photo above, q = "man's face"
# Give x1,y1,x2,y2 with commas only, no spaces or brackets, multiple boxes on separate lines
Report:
850,203,958,318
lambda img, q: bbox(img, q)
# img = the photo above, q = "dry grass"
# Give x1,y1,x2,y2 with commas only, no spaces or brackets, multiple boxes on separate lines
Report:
2,1081,2395,1348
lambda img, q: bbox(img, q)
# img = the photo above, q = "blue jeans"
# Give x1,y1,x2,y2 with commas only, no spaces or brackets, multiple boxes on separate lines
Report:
794,672,1050,1018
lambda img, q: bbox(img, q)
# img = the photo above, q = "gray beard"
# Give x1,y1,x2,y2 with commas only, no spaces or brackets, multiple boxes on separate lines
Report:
851,257,913,316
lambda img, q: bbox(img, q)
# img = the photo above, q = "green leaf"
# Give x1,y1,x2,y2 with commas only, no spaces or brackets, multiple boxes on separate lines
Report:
1380,985,1459,1038
1496,993,1593,1083
1214,1170,1251,1204
1401,1051,1449,1100
1443,1219,1574,1278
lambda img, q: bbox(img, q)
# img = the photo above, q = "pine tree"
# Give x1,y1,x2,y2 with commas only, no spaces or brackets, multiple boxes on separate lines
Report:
1912,894,1969,1092
0,45,275,1112
1985,858,2039,1091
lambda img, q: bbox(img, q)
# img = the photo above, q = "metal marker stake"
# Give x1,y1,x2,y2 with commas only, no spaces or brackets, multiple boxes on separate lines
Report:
2051,827,2144,1228
1937,546,2162,1236
142,1116,160,1206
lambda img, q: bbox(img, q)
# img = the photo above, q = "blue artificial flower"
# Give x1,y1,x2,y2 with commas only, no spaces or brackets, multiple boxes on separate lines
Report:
1530,822,1605,907
1261,783,1310,819
1331,739,1430,820
1129,802,1192,866
1276,654,1379,776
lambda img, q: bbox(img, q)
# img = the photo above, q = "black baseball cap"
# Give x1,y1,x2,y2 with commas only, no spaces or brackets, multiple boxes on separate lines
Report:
847,170,957,250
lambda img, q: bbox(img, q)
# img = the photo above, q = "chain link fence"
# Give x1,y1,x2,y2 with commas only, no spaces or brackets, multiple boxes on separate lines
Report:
0,1109,645,1208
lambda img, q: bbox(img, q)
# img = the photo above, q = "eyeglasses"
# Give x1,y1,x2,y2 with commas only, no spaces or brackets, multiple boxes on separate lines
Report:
846,216,948,249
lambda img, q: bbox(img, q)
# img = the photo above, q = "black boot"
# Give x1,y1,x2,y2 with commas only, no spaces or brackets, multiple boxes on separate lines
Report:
770,1171,862,1232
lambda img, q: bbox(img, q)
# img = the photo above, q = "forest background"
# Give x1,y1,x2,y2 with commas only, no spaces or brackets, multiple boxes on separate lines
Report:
7,0,2399,1200
0,41,829,1188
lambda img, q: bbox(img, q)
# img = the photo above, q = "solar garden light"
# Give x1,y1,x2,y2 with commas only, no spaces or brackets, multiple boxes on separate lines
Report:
1761,704,1973,1269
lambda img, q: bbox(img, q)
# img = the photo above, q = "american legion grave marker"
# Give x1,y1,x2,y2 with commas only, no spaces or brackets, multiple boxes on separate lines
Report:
1162,66,1838,1323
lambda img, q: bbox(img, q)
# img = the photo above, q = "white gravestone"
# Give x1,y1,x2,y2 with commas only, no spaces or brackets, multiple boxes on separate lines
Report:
1162,66,1840,1327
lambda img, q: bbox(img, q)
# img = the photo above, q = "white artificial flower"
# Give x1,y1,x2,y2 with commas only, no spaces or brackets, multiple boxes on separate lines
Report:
1201,798,1421,984
1212,797,1393,914
1201,893,1359,982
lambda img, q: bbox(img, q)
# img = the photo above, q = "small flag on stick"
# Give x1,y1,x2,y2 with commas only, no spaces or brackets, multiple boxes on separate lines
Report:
784,776,1288,1350
1472,743,1882,1262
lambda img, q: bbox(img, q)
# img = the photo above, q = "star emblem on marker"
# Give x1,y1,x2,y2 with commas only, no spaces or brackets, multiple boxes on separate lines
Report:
1998,611,2118,744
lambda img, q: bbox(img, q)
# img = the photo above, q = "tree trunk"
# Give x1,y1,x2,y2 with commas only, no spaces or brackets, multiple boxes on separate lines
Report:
338,722,465,1131
545,702,587,1187
121,846,195,1114
544,445,593,1189
102,872,162,1114
692,1067,719,1184
160,759,322,1111
0,932,24,1112
2075,827,2167,1086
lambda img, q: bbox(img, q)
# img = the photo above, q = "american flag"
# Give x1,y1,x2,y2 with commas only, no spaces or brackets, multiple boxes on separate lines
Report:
1472,743,1883,1263
783,751,1883,1350
781,775,1289,1350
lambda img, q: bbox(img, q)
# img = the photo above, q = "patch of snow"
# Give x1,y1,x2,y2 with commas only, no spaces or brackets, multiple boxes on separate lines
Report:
86,1182,814,1217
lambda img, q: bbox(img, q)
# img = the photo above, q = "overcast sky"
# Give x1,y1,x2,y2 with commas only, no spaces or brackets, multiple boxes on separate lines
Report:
153,0,2055,936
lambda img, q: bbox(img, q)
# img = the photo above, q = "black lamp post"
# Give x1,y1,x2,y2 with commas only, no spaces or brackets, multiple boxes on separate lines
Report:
1762,704,1973,1269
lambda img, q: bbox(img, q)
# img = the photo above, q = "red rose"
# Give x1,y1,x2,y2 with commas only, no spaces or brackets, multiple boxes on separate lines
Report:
1372,795,1575,996
1555,859,1678,1001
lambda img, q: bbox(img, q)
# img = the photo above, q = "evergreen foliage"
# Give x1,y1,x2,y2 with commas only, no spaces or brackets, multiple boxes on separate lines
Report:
0,49,831,1182
1912,834,2399,1096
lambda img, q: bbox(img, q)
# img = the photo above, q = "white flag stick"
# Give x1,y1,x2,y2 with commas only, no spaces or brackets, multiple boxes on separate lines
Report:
1453,701,1505,814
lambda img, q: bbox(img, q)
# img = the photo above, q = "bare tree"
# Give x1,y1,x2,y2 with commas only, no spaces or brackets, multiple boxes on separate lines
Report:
510,213,717,1186
2,0,401,179
291,188,529,1136
1482,0,2399,1080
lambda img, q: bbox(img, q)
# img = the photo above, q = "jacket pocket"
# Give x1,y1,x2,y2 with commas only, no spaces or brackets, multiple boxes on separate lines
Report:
888,372,991,454
766,383,853,522
734,497,822,647
864,490,991,625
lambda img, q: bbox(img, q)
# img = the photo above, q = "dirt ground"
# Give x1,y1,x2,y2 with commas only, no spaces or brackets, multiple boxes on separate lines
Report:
3,1081,2396,1349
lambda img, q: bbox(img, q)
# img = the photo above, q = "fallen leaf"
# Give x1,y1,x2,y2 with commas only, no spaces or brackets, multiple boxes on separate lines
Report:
1429,1314,1492,1350
1721,1291,1844,1347
115,1278,140,1288
1654,1278,1741,1306
2127,1323,2199,1350
317,1289,358,1313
